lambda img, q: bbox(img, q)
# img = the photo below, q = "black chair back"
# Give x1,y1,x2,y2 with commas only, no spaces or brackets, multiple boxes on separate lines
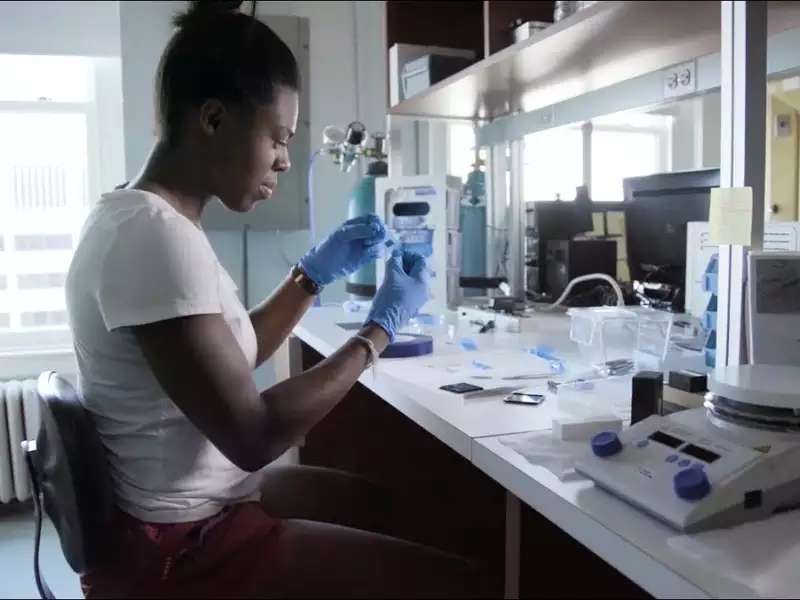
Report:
25,371,116,597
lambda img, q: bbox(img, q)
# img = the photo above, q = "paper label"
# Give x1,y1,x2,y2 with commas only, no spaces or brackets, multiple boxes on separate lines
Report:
709,187,753,245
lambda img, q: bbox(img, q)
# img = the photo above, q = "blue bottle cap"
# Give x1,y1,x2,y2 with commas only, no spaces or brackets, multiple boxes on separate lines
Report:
591,431,623,458
674,467,711,501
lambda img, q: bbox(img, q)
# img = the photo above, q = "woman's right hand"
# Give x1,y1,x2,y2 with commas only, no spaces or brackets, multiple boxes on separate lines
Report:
365,250,430,342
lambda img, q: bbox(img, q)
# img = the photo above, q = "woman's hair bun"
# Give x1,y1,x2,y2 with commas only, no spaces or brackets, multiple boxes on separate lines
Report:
173,1,245,28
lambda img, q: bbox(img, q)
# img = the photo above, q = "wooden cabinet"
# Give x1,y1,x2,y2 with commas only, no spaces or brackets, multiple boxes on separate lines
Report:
386,1,556,58
484,1,555,56
386,1,486,59
384,1,556,99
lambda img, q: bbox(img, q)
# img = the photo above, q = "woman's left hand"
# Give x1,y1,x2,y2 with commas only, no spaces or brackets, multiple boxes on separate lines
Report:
299,214,390,286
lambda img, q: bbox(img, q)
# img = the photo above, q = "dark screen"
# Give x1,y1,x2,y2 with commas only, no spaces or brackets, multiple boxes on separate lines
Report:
623,169,719,287
649,430,684,449
682,444,720,463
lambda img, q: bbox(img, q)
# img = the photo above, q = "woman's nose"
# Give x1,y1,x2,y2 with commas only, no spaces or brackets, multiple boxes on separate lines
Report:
274,148,291,172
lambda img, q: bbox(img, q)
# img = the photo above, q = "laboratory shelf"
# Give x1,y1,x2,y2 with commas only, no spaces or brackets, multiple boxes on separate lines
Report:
388,0,800,121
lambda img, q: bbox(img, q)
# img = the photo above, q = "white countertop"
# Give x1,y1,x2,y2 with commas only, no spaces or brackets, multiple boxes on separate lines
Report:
293,306,793,599
473,434,764,599
294,306,584,458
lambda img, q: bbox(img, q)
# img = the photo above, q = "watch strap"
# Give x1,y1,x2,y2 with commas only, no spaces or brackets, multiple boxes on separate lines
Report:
290,263,323,296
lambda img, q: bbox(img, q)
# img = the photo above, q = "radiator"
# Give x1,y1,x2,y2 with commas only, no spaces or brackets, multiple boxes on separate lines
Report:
0,380,40,503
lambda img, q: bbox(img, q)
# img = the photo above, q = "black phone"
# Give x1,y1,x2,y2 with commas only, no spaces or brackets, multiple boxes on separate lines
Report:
503,391,546,405
439,382,484,394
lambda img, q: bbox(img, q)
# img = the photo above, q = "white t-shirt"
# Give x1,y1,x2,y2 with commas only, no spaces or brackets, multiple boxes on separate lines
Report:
66,189,262,523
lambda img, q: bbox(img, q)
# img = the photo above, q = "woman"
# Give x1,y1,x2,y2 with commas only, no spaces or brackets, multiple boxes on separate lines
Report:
66,2,484,598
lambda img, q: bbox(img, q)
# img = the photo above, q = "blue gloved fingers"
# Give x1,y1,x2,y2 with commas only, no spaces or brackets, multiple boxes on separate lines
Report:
342,214,387,237
342,216,365,226
338,222,382,241
361,214,387,238
342,213,377,227
366,249,430,342
341,216,389,243
362,231,390,249
407,254,427,279
363,227,390,247
363,243,386,261
385,251,405,276
401,251,426,277
300,215,392,285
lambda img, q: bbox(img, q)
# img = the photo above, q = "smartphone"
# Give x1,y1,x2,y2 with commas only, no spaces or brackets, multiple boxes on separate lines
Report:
503,391,546,405
439,382,484,394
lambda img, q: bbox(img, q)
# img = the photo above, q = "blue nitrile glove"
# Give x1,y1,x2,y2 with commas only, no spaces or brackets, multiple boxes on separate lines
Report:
366,250,430,342
299,214,390,286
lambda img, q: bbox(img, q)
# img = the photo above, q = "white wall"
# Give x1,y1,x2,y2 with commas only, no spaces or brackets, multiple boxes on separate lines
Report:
655,93,721,173
118,0,184,178
700,93,721,169
668,98,701,171
0,1,120,56
94,57,127,194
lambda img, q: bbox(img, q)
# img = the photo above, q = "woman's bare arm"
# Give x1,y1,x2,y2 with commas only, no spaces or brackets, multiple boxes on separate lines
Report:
248,274,316,366
133,315,388,471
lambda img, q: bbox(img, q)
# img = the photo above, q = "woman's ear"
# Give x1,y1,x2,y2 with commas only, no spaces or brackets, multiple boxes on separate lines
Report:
199,99,226,135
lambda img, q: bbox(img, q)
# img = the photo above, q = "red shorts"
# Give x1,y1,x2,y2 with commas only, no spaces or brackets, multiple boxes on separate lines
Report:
81,502,284,599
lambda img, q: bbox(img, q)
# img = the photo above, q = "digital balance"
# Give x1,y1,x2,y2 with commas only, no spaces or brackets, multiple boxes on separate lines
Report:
575,364,800,532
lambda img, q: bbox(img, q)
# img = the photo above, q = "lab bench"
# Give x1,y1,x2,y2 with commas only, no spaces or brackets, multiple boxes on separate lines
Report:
279,306,788,598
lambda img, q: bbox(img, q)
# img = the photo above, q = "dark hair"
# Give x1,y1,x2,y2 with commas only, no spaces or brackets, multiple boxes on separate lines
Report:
155,0,299,143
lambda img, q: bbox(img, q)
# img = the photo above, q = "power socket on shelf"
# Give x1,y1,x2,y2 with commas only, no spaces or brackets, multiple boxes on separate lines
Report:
663,61,697,99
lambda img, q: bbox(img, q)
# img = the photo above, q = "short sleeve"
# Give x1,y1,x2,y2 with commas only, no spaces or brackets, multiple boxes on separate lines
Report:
97,209,222,331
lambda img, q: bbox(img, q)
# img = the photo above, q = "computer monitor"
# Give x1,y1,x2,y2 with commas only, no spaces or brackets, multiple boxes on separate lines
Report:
527,198,594,293
623,168,719,308
533,200,594,245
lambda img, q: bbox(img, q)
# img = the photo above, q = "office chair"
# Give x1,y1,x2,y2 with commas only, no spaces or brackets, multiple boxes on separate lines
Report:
22,371,116,599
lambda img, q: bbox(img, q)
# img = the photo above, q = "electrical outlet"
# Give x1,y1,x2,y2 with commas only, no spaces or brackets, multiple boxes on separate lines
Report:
775,114,793,138
663,61,697,99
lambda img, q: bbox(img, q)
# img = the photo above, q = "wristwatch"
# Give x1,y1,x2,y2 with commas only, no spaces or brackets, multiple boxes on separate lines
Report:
290,263,323,296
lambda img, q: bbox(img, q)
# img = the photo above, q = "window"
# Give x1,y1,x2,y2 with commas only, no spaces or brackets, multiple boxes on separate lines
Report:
522,113,671,203
17,273,68,290
523,126,583,202
0,55,100,352
15,234,74,251
591,130,662,201
447,122,479,183
590,113,671,202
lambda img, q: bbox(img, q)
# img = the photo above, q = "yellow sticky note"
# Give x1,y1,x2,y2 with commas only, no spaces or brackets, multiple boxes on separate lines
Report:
617,260,630,282
616,237,627,260
606,211,626,236
591,212,605,236
709,187,753,245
